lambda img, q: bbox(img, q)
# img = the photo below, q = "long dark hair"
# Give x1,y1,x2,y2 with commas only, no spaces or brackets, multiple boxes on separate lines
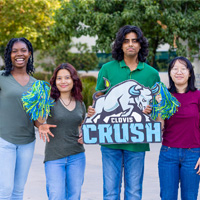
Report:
168,56,197,93
112,25,149,62
3,37,34,76
50,63,83,102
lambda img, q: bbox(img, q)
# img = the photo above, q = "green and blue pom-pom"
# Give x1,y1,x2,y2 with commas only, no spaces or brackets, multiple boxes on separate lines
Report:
151,82,180,120
21,80,54,121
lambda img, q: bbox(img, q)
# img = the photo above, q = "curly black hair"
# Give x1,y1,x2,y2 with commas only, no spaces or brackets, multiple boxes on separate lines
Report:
3,37,34,76
112,25,149,62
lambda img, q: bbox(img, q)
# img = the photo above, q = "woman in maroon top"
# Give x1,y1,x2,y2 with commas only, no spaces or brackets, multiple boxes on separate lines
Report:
158,57,200,200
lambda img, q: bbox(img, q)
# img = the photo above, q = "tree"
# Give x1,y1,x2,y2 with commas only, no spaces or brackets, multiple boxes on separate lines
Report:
51,0,200,67
0,0,98,72
36,41,98,73
0,0,60,56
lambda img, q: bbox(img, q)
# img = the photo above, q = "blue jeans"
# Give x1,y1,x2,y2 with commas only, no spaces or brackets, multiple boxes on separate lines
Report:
101,146,145,200
0,137,35,200
158,145,200,200
45,152,86,200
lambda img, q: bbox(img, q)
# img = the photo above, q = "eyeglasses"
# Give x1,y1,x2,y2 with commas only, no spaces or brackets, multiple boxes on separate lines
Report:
171,67,189,74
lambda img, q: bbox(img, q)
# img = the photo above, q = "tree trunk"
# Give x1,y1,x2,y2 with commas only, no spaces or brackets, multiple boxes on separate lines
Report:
150,37,159,68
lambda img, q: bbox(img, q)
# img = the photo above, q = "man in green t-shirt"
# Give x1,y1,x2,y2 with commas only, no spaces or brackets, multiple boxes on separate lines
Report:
88,25,160,199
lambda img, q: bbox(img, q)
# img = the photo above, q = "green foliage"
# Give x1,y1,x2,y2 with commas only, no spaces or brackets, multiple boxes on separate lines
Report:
81,76,97,108
0,66,4,70
33,72,52,82
33,72,46,81
51,0,200,68
152,51,177,71
0,0,60,56
96,53,113,69
37,41,98,72
64,43,98,71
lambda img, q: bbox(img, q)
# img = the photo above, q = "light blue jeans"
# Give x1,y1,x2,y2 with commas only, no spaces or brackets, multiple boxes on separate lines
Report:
0,137,35,200
101,146,145,200
45,152,86,200
158,145,200,200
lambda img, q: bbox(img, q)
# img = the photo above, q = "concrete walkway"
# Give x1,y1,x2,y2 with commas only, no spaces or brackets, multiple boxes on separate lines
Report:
24,131,199,200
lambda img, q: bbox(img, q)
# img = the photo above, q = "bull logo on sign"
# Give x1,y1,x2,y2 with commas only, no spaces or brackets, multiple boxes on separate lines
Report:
82,79,162,144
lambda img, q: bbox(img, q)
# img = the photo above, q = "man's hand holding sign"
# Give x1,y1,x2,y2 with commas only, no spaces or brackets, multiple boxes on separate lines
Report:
83,78,180,145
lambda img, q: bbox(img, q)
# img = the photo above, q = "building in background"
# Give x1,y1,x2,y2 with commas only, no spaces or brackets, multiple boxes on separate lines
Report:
70,36,200,89
0,36,199,89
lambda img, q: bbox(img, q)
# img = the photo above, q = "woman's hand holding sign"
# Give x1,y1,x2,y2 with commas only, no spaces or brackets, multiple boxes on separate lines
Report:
143,105,152,115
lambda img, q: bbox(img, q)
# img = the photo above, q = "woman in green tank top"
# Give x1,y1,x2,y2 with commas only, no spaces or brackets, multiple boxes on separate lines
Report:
38,63,86,200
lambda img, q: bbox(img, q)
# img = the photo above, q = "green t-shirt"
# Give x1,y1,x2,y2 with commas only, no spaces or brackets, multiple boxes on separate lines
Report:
44,100,86,162
0,71,36,144
96,60,160,152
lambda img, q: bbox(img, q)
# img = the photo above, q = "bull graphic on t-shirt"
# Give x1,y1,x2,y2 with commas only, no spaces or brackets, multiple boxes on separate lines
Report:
86,78,159,124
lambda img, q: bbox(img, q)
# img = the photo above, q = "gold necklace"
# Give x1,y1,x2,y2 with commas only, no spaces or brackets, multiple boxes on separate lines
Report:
60,97,72,107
